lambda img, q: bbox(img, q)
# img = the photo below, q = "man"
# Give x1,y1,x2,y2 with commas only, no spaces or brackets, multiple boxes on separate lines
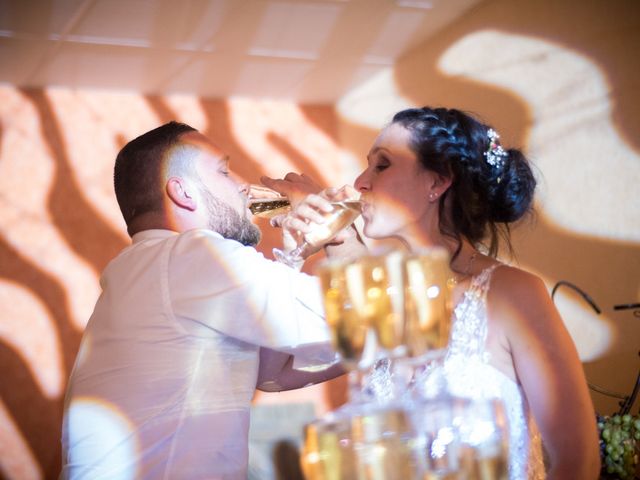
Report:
60,122,341,479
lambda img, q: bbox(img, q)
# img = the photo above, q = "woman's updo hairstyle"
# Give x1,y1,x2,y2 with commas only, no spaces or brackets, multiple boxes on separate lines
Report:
391,107,536,257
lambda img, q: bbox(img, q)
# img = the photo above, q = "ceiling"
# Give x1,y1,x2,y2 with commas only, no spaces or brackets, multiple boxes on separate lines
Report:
0,0,481,103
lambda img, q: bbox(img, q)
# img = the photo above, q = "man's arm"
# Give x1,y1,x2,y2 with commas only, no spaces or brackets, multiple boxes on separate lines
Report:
256,347,344,392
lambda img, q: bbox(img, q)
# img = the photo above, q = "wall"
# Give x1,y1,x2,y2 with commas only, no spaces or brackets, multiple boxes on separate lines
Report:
1,0,639,478
0,90,354,479
335,0,640,416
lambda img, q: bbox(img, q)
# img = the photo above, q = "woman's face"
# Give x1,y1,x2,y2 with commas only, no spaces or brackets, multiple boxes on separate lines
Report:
354,123,437,241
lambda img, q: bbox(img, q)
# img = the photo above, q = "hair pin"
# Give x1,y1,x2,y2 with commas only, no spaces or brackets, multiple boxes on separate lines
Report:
484,128,508,170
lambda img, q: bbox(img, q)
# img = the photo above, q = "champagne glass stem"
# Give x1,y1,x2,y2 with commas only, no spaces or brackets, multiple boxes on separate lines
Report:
347,369,367,405
273,242,311,267
410,353,449,401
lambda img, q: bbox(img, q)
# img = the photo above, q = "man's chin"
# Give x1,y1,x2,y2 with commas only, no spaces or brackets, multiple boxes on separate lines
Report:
239,221,261,247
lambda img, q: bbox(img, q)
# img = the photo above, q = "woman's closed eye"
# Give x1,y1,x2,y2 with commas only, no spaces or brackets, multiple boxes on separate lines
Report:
374,161,390,172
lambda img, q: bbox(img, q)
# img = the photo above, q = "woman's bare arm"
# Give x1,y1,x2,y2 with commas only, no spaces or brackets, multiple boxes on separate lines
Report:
490,267,600,479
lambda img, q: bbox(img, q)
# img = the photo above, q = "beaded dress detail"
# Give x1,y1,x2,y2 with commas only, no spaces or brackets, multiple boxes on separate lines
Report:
370,264,545,479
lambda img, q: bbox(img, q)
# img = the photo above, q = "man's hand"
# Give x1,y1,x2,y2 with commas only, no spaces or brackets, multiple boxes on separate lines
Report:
256,347,344,392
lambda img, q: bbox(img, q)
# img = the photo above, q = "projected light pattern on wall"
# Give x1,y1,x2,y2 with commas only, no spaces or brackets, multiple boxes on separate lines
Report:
1,3,639,477
0,88,352,479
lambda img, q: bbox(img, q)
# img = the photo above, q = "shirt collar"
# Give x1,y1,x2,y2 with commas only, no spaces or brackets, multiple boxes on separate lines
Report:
131,229,224,244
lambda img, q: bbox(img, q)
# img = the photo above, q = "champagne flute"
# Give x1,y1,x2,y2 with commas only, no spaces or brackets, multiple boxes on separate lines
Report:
401,248,453,362
350,248,454,406
355,251,415,405
300,413,354,479
317,252,410,407
408,396,509,480
457,398,510,480
301,404,421,479
316,257,379,408
245,184,291,219
273,198,362,267
408,395,468,479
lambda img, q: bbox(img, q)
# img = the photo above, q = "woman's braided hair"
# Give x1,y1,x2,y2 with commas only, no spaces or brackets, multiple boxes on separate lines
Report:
391,107,536,258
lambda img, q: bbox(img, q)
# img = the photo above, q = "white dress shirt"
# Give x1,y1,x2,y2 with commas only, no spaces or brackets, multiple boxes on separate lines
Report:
60,229,331,479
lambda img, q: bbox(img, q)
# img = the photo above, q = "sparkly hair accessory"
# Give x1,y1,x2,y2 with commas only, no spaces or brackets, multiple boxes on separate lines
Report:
484,128,508,169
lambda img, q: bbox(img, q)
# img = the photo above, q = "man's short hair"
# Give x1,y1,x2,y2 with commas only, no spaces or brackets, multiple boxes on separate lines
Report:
114,121,197,227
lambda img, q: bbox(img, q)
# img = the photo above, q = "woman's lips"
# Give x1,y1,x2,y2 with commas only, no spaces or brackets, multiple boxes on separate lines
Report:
360,202,371,220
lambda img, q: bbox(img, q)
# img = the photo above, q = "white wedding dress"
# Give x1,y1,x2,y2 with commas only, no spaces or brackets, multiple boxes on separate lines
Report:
366,264,546,479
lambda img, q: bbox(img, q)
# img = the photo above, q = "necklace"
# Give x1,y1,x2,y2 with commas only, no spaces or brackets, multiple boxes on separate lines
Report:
447,251,478,288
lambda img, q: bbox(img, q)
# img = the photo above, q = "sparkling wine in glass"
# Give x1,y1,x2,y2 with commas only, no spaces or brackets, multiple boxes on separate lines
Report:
402,248,453,361
317,258,378,383
360,251,405,356
245,184,291,219
301,404,420,479
273,199,362,267
457,398,510,480
317,252,411,408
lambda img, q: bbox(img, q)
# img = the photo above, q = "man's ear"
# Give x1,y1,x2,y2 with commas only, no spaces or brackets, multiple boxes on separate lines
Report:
166,177,197,211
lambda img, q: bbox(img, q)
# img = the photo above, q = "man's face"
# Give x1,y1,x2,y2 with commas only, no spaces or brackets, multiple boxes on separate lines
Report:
180,132,260,246
199,185,260,246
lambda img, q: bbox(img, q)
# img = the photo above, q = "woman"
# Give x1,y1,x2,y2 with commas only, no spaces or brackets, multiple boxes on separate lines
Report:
265,107,600,479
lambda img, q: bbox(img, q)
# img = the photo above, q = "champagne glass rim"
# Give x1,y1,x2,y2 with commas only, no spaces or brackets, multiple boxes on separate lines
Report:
246,184,286,198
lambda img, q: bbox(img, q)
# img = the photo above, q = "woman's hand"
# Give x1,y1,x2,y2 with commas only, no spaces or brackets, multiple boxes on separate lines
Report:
274,185,361,258
275,189,336,257
260,172,322,208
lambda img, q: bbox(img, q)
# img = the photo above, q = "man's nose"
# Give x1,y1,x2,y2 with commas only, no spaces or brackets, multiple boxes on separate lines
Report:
238,183,250,195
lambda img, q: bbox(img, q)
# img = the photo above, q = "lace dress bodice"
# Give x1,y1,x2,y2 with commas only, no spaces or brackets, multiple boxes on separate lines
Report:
369,264,545,479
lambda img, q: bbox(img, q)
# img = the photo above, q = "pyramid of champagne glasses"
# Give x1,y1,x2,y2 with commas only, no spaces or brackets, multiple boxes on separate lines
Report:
300,249,510,480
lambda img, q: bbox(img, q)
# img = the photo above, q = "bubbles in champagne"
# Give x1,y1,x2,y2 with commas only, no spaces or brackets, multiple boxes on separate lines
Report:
402,249,453,358
304,201,362,246
318,261,371,370
301,408,421,480
248,199,290,218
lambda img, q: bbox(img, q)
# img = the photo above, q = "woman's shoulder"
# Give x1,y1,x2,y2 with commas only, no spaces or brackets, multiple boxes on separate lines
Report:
492,263,547,294
468,255,538,286
484,262,559,333
472,256,546,295
463,255,552,314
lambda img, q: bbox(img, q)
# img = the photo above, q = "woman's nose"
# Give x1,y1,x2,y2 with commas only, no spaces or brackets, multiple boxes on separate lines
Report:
354,171,369,192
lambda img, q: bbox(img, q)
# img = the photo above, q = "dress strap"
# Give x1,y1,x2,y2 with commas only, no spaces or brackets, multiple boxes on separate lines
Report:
467,263,502,300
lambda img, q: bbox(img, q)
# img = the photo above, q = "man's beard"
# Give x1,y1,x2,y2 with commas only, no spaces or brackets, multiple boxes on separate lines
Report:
200,188,261,247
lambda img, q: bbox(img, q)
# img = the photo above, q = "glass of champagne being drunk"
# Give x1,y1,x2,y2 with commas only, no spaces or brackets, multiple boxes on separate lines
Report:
273,195,362,268
246,184,291,219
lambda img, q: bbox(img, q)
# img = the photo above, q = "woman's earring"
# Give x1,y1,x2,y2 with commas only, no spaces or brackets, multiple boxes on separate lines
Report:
429,192,438,202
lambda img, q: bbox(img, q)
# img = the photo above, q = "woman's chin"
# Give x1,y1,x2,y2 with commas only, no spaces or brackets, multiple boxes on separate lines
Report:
363,224,387,240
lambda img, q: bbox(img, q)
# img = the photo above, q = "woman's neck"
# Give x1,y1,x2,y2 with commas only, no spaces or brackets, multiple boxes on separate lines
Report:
400,230,478,275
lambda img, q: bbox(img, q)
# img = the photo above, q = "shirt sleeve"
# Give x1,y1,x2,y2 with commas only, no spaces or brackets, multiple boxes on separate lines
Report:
168,229,331,353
